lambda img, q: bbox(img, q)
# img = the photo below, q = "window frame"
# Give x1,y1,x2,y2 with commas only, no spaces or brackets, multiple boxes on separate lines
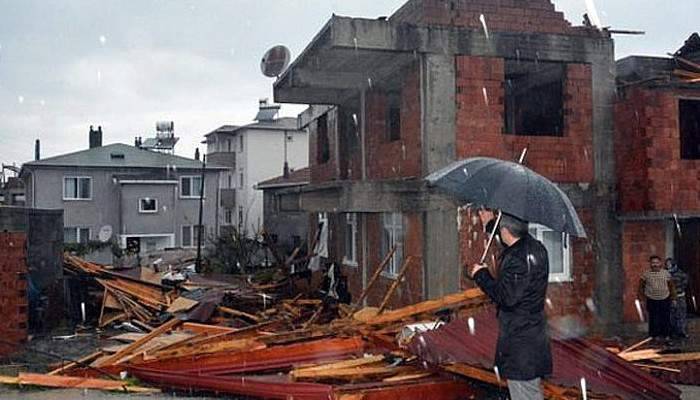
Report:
343,213,358,267
63,176,92,201
180,175,204,199
381,212,404,278
529,223,572,283
138,197,158,214
181,225,204,248
224,208,233,225
64,227,90,244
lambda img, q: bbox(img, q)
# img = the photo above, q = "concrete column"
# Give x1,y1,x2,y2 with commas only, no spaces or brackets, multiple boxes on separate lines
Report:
424,208,460,298
421,53,456,176
420,54,460,299
589,43,623,329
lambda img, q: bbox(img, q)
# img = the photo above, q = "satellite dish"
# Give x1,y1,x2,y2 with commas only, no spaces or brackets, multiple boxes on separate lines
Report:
98,225,113,242
261,45,291,78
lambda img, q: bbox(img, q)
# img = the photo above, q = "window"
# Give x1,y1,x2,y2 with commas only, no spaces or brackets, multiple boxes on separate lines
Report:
680,99,700,159
227,174,232,189
316,114,330,164
344,213,358,266
227,139,232,152
504,60,565,136
225,208,233,224
63,177,92,200
182,225,204,248
180,176,203,198
139,198,157,213
529,223,571,282
239,135,244,152
239,172,244,188
386,92,401,141
381,212,404,276
238,206,244,228
64,227,90,244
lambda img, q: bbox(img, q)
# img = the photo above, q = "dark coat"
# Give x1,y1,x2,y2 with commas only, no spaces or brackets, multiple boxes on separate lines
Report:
474,234,553,380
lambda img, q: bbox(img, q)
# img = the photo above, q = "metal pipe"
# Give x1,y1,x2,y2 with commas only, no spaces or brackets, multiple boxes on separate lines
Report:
195,155,206,273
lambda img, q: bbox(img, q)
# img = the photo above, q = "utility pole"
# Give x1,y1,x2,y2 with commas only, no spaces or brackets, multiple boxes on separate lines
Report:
195,154,206,273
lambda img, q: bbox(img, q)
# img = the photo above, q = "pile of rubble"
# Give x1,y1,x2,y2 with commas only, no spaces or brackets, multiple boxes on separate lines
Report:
0,255,693,399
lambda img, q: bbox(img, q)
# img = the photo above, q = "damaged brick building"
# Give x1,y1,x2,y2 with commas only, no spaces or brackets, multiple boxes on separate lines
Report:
272,0,695,328
615,33,700,322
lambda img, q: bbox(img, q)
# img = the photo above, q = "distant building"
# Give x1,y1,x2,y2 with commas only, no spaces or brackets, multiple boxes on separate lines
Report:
257,167,310,254
0,176,25,207
21,127,227,256
204,99,308,235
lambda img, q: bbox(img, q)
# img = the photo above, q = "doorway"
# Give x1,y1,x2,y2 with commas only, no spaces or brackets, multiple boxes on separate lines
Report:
674,218,700,315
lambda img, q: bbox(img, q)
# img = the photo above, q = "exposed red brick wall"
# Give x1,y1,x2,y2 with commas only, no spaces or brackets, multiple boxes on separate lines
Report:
391,0,593,36
309,109,338,184
455,56,594,183
620,221,666,322
365,213,424,308
458,207,597,323
616,86,700,214
310,212,425,309
366,65,422,180
0,232,28,356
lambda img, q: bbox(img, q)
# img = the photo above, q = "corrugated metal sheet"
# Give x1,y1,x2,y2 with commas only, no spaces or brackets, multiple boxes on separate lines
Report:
408,309,681,400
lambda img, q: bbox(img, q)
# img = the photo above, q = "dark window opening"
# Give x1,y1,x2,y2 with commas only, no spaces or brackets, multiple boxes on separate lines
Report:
680,99,700,160
316,114,330,164
504,60,565,136
340,107,359,153
387,92,401,141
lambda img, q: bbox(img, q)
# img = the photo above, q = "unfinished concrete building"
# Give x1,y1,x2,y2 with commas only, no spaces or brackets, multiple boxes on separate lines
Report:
616,33,700,322
274,0,619,326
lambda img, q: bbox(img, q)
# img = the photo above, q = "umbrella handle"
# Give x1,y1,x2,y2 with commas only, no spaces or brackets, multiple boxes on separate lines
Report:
479,210,503,264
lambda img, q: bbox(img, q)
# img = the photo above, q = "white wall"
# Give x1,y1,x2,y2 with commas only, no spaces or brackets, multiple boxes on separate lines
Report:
237,128,308,234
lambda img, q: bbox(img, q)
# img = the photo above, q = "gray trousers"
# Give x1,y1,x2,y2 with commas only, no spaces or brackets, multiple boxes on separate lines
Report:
507,378,544,400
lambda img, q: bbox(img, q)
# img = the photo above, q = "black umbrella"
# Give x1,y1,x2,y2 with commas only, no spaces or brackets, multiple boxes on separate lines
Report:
425,157,586,238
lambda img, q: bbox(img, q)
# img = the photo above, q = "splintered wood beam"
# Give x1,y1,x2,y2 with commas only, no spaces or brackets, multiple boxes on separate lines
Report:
1,373,159,393
217,306,262,322
362,288,486,325
377,256,417,314
618,337,652,355
95,318,181,367
352,246,397,311
47,351,103,376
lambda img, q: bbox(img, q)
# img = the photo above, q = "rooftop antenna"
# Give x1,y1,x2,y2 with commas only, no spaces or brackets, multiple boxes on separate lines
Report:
260,45,291,78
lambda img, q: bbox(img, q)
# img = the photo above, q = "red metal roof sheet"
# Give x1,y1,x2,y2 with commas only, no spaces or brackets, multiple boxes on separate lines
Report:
408,309,681,400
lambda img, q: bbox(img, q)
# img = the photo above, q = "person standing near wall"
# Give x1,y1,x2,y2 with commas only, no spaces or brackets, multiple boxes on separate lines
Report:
666,258,689,339
639,255,676,342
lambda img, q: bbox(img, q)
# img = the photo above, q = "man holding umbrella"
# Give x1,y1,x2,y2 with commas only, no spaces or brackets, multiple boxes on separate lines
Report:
469,209,552,400
427,156,586,400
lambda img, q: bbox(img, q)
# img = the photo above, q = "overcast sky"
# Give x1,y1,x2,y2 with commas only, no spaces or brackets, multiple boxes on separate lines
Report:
0,0,697,169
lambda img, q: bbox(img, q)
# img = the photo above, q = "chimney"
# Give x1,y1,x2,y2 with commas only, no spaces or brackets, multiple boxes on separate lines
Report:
259,98,268,107
283,161,290,179
34,139,40,161
194,148,200,161
89,125,103,149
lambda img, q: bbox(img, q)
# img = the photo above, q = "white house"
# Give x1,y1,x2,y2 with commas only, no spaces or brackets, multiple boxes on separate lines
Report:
204,100,308,235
